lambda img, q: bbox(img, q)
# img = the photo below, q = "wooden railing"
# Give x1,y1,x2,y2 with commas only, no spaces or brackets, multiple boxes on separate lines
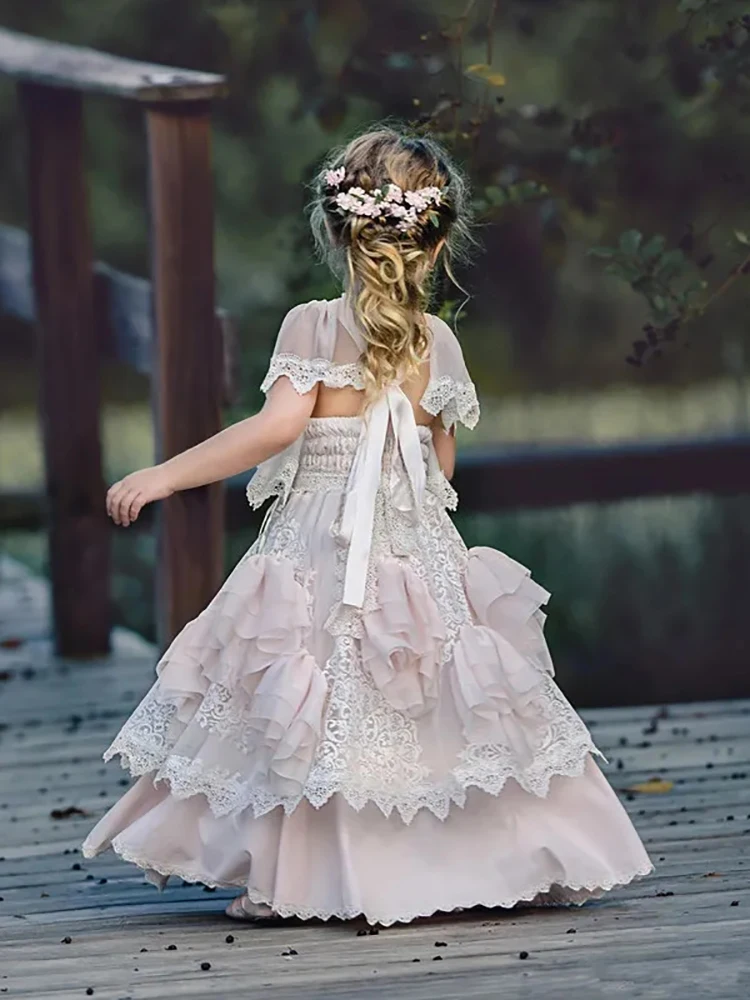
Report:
0,29,228,656
6,433,750,534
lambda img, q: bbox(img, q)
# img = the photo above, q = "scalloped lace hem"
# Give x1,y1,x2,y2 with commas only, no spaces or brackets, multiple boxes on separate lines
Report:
83,841,654,926
420,376,480,431
260,354,479,432
102,738,605,825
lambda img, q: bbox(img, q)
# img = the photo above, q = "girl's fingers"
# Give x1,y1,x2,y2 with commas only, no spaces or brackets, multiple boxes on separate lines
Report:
117,488,139,526
127,493,144,523
106,482,123,519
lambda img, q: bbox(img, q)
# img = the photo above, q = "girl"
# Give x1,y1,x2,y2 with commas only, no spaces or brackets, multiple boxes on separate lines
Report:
82,126,653,926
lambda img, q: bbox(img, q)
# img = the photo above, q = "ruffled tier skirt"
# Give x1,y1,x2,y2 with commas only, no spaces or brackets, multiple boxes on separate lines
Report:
84,758,652,926
83,421,653,923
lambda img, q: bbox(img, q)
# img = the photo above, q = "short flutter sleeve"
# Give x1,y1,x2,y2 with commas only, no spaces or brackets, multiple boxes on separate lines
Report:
260,299,363,396
247,298,359,511
421,314,480,431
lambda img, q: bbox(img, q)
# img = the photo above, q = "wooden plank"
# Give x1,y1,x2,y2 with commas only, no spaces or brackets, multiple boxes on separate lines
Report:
146,103,224,647
20,83,111,657
0,224,237,402
452,435,750,510
0,28,227,102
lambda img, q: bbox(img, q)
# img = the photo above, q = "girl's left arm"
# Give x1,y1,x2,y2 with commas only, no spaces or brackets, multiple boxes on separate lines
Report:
107,377,318,526
432,420,456,480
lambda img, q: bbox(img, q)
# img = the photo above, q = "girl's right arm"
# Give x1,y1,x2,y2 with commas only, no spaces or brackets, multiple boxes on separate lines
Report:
107,377,318,526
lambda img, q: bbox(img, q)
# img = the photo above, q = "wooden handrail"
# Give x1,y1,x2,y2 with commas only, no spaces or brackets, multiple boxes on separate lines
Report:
0,35,228,656
4,434,749,533
0,224,237,401
0,28,227,102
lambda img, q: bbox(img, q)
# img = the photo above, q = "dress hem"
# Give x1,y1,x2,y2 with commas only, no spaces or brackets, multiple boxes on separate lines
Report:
81,838,654,927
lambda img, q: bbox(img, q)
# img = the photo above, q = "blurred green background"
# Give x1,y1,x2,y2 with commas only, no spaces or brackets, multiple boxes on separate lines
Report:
1,0,749,705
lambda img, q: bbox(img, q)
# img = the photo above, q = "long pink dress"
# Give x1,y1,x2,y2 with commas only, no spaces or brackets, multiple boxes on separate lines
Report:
82,295,653,925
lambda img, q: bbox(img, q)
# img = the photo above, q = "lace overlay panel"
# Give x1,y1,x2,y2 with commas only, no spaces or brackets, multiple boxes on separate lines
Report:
103,443,605,824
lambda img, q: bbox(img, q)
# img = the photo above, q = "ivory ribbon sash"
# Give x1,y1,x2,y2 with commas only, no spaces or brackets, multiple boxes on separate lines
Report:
339,385,426,608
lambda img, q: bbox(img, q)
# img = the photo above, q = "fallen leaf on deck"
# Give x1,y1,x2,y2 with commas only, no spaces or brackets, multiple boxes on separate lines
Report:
624,778,674,794
0,637,23,649
702,872,724,878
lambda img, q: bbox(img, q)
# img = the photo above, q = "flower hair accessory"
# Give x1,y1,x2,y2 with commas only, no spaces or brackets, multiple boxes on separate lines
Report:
324,168,444,233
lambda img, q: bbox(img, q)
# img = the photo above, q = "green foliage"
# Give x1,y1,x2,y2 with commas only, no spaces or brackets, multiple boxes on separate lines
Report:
473,180,549,215
588,230,718,364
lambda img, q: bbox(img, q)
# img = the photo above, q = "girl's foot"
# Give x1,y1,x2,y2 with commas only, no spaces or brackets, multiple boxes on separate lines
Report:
225,893,277,922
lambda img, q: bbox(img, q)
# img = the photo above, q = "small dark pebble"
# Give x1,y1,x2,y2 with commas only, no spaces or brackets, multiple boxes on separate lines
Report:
412,958,421,963
165,944,177,951
357,929,368,936
98,878,107,885
85,874,95,881
200,962,211,971
566,928,576,934
656,890,674,897
282,948,298,956
727,816,735,821
434,941,447,947
86,991,94,997
432,955,443,961
61,936,72,944
225,935,235,944
616,759,624,770
71,863,82,871
140,947,148,953
519,951,529,960
731,900,740,906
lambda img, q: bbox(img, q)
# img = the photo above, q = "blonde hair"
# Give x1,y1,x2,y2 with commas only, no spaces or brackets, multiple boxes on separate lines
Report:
309,124,474,400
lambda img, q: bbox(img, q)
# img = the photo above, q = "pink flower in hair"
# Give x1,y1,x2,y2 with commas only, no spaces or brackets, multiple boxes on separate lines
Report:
324,166,346,188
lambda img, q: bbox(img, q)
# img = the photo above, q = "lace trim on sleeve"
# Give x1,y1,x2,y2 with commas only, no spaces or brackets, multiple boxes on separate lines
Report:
420,376,480,431
261,354,365,395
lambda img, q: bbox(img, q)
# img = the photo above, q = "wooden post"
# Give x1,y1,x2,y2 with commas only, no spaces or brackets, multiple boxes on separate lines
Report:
146,102,224,649
20,83,111,657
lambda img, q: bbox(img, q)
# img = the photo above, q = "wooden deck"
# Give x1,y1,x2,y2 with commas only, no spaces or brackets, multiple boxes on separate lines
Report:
1,554,749,999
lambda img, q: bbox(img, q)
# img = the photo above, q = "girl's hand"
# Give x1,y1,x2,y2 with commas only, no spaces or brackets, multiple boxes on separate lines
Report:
106,466,175,526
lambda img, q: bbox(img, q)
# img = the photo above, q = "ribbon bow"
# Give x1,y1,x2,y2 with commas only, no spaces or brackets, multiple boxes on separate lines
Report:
339,386,426,608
